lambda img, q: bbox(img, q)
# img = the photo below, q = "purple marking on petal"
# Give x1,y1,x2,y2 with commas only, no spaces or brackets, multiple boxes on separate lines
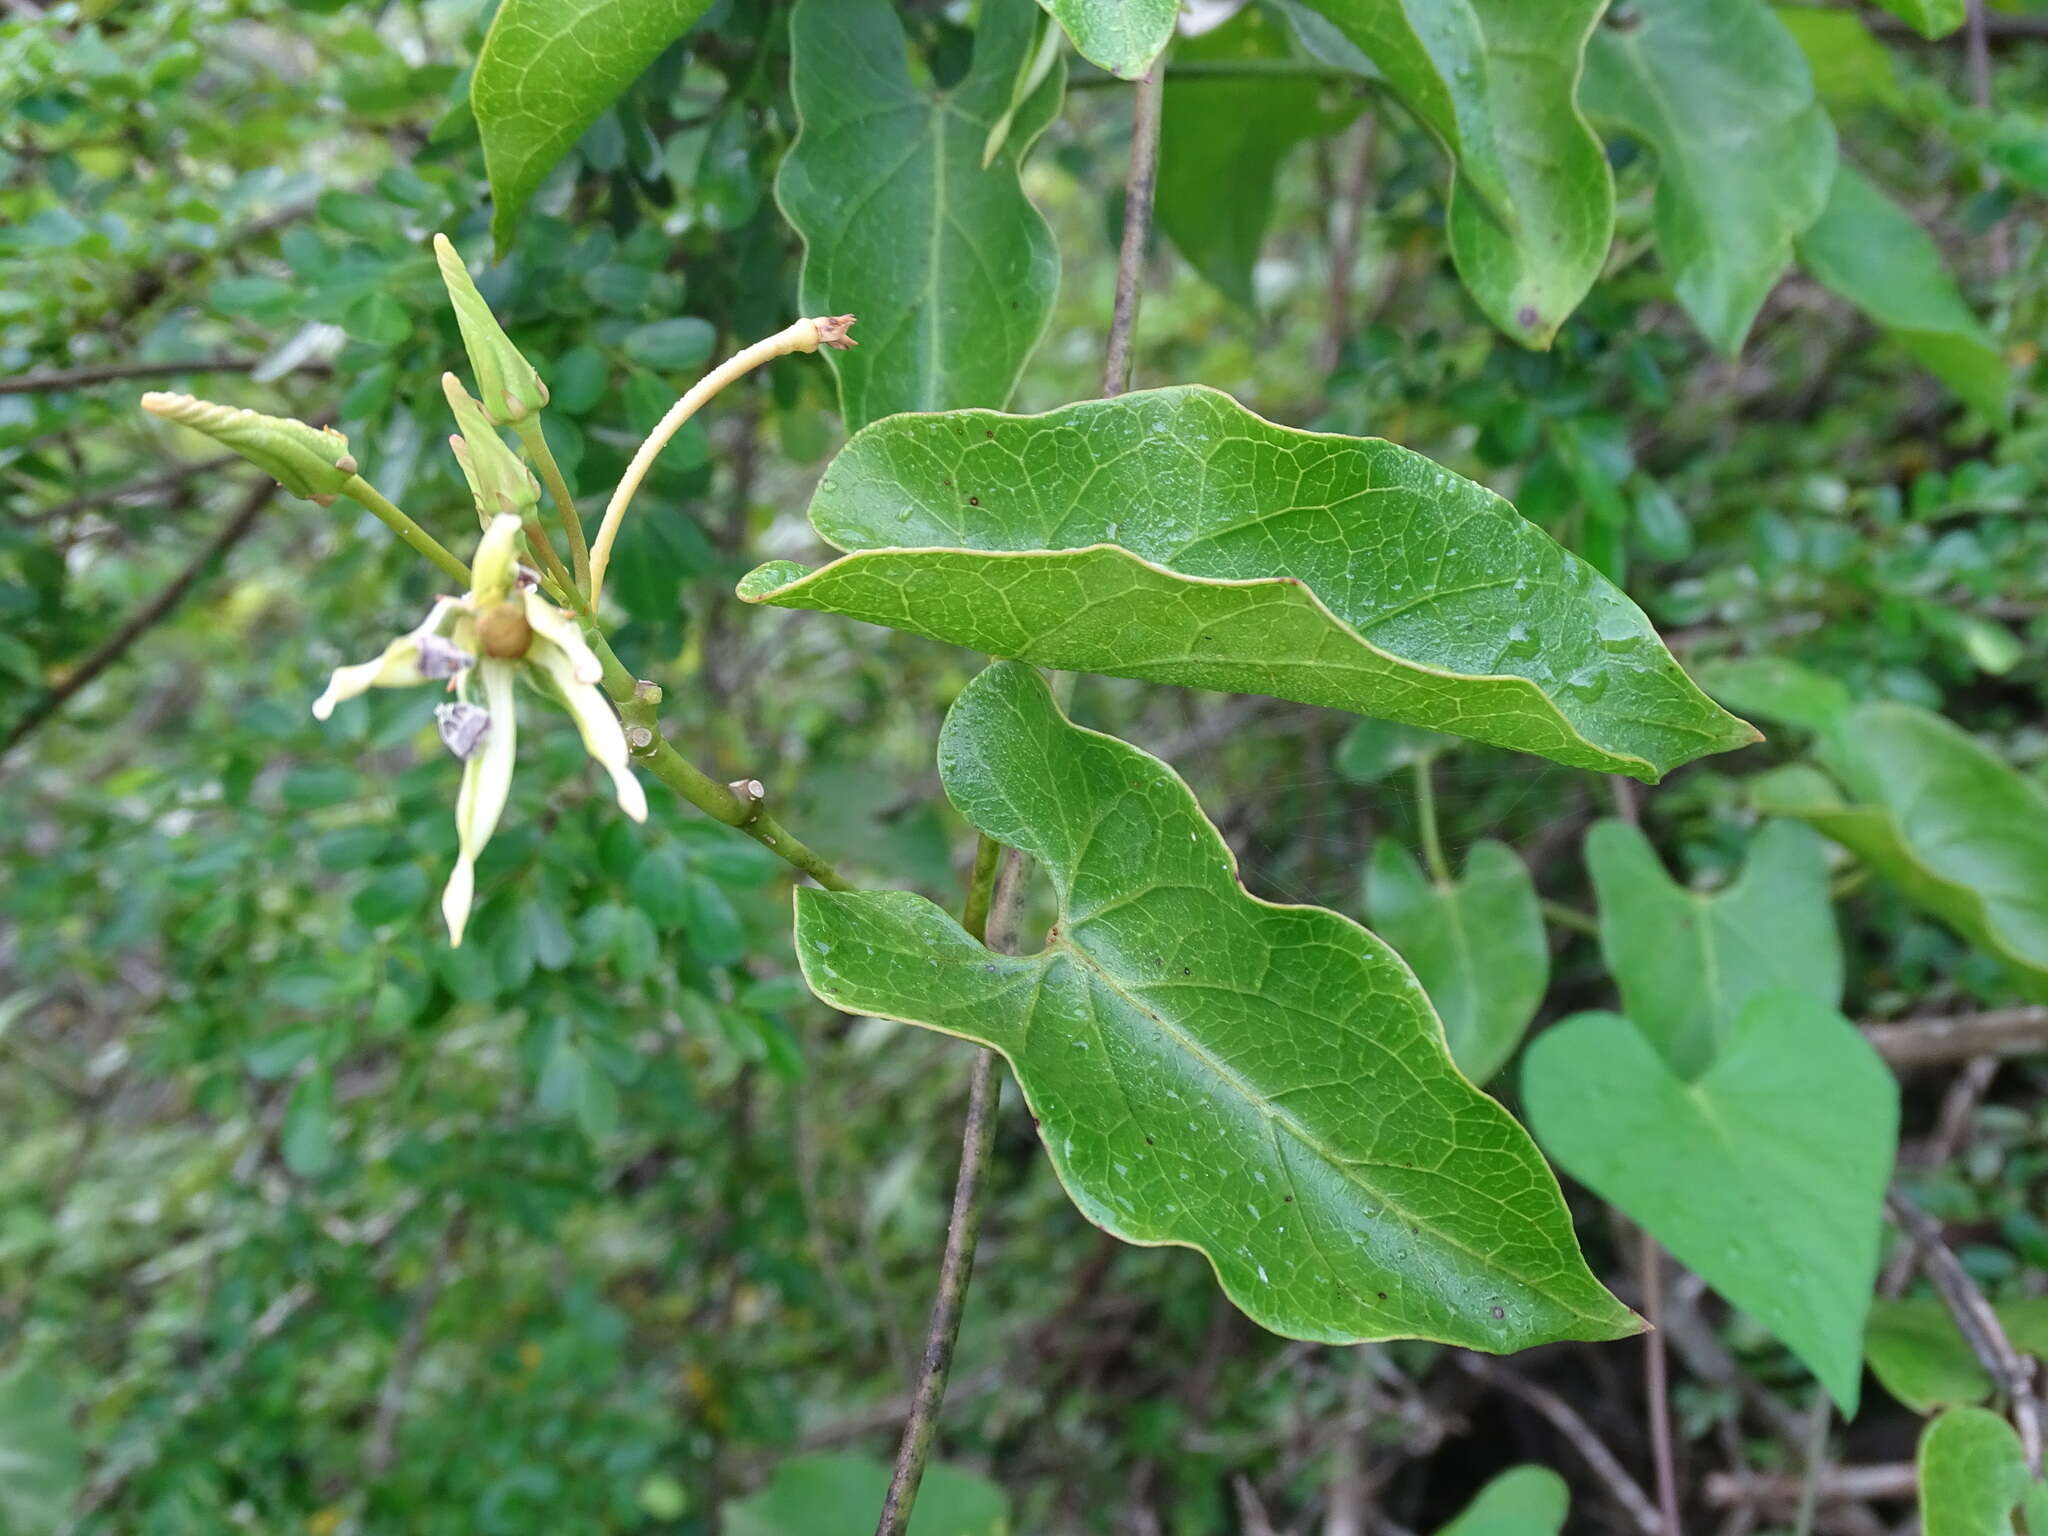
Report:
417,634,474,680
435,701,491,760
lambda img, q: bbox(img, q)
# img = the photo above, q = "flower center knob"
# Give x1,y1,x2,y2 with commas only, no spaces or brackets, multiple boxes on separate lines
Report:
477,601,533,659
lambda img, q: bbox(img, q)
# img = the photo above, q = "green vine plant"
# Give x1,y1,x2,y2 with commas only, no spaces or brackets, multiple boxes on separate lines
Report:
81,0,2043,1530
137,209,1744,1523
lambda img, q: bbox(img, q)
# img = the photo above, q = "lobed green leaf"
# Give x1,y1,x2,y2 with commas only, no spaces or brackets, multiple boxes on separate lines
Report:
1586,818,1841,1080
1289,0,1614,346
777,0,1063,430
740,387,1756,781
1525,992,1897,1412
1581,0,1836,355
795,661,1638,1351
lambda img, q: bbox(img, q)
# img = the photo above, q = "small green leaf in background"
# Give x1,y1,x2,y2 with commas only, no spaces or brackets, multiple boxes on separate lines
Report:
282,1065,336,1177
1796,164,2010,421
741,387,1755,781
1434,1465,1569,1536
1334,720,1455,784
0,1364,82,1536
778,0,1062,429
1581,0,1836,355
1774,6,1903,108
724,1452,1008,1536
1751,702,2048,999
620,316,716,373
472,0,716,253
1587,818,1840,1079
1867,1297,2048,1414
1290,0,1613,346
796,662,1637,1351
1365,838,1547,1085
1868,0,1964,41
1918,1407,2038,1536
1156,5,1361,307
1524,991,1897,1411
1697,654,1852,739
1036,0,1177,79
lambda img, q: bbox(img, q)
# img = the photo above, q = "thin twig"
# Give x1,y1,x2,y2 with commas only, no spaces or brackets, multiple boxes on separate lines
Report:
1862,1007,2048,1068
11,455,236,525
1887,1189,2043,1474
1102,65,1165,399
1457,1354,1662,1536
1319,114,1378,373
2,478,276,757
1641,1232,1684,1536
0,356,330,395
1703,1465,1917,1507
365,1211,467,1478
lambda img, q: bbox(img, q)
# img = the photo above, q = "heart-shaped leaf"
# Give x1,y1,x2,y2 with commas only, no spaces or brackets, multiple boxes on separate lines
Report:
1751,701,2048,998
1797,165,2010,420
797,662,1637,1350
1435,1466,1569,1536
472,0,716,254
1587,818,1841,1079
1918,1408,2040,1536
1580,0,1837,355
1365,838,1547,1084
778,0,1062,430
1036,0,1177,78
739,387,1755,781
1523,992,1897,1410
1867,1297,2048,1415
1285,0,1614,346
1158,6,1362,307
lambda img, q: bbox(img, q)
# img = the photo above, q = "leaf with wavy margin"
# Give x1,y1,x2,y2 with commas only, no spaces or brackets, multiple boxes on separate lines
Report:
777,0,1063,430
1581,0,1837,355
796,662,1638,1350
1287,0,1613,347
739,387,1755,781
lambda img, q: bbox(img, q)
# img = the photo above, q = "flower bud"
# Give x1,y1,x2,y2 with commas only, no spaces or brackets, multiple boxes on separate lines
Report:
442,373,539,523
433,233,548,425
141,393,357,504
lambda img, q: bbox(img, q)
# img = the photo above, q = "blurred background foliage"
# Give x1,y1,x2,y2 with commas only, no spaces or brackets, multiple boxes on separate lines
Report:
3,1,2047,1532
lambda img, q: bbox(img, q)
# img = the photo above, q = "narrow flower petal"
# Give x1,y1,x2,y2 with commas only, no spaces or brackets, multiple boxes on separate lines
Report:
443,658,520,945
312,638,423,719
531,640,646,822
469,514,524,606
522,591,602,685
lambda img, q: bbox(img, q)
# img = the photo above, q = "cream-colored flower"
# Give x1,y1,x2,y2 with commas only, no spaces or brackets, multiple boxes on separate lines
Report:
311,514,646,945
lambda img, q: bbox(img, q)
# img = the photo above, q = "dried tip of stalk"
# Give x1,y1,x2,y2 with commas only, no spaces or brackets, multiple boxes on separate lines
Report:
140,391,356,504
811,314,858,351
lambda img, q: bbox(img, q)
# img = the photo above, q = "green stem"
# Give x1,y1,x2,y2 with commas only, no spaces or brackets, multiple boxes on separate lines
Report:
960,834,1003,944
1412,757,1451,886
342,477,470,587
1540,899,1601,938
514,418,591,596
582,624,855,892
